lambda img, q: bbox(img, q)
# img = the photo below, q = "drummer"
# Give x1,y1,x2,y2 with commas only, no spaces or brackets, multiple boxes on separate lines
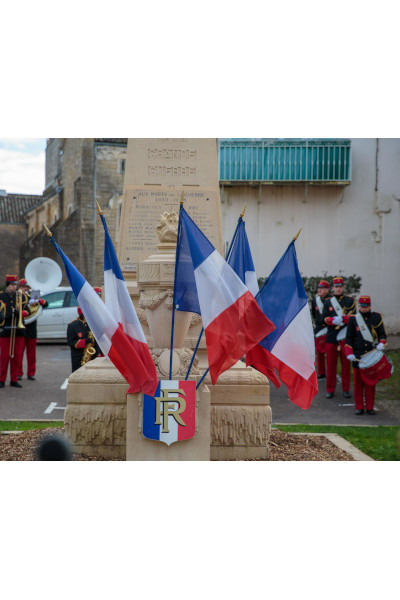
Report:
344,295,387,415
311,280,331,380
321,276,356,399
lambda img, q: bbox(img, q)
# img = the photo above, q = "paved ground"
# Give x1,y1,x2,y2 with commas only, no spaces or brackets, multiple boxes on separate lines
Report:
270,375,400,426
0,342,399,427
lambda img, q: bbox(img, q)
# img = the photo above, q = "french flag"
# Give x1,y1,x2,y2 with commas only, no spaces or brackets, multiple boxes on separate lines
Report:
49,236,158,396
100,213,158,394
246,241,318,410
227,217,259,297
174,207,275,385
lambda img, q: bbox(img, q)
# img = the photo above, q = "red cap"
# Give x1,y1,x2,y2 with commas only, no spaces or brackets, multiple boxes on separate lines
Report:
77,306,83,317
318,280,330,288
358,295,371,306
19,278,30,287
94,287,102,296
5,274,18,285
332,276,344,286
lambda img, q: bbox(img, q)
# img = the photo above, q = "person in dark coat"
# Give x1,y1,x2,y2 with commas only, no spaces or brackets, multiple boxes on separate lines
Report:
0,274,30,388
66,287,103,372
321,276,356,399
344,295,388,415
18,278,48,381
311,279,330,380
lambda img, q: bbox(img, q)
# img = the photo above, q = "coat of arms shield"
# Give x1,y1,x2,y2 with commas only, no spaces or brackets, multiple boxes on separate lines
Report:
142,380,196,446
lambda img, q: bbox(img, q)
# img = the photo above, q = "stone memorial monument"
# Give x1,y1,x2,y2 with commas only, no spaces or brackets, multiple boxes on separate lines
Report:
65,138,272,460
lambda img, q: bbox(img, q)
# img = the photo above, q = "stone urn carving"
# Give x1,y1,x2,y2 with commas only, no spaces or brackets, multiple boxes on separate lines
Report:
138,211,192,349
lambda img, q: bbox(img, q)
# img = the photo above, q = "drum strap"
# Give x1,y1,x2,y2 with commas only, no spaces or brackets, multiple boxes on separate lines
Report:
316,296,324,313
330,297,343,316
355,313,374,343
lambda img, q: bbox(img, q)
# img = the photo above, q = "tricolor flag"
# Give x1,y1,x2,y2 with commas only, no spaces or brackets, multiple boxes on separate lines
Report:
49,236,158,396
174,207,275,385
227,217,259,297
246,240,318,410
99,212,158,393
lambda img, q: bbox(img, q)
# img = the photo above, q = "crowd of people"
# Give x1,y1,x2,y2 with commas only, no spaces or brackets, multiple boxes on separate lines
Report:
0,273,102,386
311,276,389,415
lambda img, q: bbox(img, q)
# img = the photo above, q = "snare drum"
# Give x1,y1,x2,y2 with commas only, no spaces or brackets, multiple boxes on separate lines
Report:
358,350,393,386
336,326,347,342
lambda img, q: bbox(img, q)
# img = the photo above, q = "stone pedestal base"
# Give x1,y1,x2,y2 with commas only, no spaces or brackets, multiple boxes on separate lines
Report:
206,362,271,460
126,381,210,460
65,357,128,458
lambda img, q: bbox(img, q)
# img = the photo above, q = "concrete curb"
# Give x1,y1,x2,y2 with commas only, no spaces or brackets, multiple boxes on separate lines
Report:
287,432,374,461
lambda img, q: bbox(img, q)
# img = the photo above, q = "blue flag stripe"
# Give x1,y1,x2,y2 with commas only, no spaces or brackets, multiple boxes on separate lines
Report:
101,214,124,280
50,237,86,297
257,241,307,351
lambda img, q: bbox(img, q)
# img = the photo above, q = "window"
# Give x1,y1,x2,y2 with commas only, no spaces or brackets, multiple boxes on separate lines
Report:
42,291,67,309
118,158,126,174
68,292,79,307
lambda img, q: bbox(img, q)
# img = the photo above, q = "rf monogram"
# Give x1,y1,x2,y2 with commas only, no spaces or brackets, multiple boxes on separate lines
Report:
154,389,187,433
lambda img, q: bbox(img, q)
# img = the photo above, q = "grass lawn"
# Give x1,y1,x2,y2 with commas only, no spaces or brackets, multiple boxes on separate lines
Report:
0,421,63,432
275,424,400,461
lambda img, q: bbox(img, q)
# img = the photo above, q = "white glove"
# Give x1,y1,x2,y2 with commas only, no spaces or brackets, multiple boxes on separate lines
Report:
332,316,343,326
376,343,385,351
346,354,356,361
28,298,36,305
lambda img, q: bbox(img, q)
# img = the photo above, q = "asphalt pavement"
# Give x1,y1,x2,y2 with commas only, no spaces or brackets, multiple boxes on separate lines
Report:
0,343,399,426
0,343,70,421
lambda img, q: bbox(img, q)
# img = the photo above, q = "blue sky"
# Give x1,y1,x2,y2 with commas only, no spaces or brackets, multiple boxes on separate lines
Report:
0,138,46,195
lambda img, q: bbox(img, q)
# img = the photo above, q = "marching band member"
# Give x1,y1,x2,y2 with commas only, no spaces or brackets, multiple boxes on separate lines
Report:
344,295,387,415
0,275,30,388
311,279,330,380
66,287,103,373
18,278,48,381
321,276,356,399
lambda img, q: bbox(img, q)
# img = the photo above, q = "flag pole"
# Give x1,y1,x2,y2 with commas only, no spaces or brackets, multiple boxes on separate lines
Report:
185,207,245,381
169,192,184,380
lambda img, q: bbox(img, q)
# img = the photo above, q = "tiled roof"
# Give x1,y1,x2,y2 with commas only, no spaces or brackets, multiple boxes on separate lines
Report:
0,194,44,224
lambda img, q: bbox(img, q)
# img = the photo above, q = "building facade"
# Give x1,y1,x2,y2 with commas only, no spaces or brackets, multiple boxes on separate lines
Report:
1,137,398,332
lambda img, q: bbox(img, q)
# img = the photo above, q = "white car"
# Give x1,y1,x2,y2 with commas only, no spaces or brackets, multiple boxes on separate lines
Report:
36,286,79,342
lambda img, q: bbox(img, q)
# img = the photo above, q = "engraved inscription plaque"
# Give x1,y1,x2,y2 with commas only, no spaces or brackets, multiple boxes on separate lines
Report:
119,187,222,272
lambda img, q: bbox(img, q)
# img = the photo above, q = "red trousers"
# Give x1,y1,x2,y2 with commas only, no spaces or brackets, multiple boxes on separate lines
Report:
315,344,326,376
325,341,351,393
0,336,24,383
19,337,37,378
353,368,375,411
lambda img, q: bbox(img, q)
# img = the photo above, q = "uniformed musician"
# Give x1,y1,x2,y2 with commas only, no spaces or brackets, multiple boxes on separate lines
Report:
344,295,387,415
321,276,356,399
18,278,48,381
311,279,331,380
66,287,103,372
0,274,30,388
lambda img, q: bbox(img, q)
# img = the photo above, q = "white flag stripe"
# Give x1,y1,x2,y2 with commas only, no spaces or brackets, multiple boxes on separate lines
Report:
194,250,247,329
159,380,179,446
77,281,117,356
245,271,259,297
272,304,316,380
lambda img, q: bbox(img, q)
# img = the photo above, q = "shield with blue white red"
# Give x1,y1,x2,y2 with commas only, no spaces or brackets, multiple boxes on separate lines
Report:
142,380,196,446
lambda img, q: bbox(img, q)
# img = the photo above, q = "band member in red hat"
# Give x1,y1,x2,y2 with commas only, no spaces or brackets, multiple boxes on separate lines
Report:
17,278,48,381
66,287,103,372
0,275,30,388
311,280,331,380
321,276,356,399
344,295,388,415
